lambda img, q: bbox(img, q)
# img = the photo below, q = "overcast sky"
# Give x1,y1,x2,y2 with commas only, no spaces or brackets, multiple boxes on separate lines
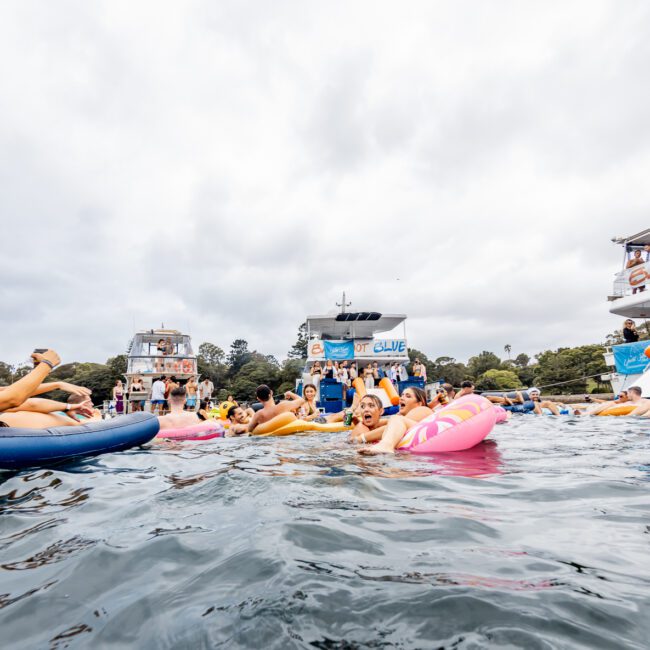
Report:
1,1,648,368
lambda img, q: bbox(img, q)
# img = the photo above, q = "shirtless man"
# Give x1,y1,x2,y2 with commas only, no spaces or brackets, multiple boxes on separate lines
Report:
584,386,642,415
157,387,200,430
627,386,650,416
226,405,251,436
246,384,304,433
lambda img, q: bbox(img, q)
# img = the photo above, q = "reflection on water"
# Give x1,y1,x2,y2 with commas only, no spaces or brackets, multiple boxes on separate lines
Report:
1,416,650,648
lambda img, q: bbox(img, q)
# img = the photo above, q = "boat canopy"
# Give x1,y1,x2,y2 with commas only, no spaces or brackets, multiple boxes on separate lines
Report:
612,229,650,248
306,312,407,340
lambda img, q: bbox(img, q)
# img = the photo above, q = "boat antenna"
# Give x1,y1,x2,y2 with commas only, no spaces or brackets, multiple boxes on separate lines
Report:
336,292,351,314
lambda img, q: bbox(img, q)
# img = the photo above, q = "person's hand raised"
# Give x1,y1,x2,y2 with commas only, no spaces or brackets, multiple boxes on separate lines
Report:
31,349,61,368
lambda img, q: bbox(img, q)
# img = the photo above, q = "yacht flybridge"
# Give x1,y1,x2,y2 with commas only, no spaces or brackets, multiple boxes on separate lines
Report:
305,311,409,365
608,228,650,318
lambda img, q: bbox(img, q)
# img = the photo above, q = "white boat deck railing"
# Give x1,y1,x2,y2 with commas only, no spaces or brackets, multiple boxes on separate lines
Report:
610,263,650,299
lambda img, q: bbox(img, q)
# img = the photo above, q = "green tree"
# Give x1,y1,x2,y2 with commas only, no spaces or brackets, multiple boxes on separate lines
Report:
533,344,609,394
476,368,522,391
106,355,127,377
431,356,470,387
467,351,502,379
277,358,304,394
198,342,225,366
227,339,251,376
287,322,309,359
513,353,530,367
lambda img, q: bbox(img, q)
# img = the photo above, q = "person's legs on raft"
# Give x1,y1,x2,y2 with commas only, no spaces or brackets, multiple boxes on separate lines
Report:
358,415,417,455
539,400,561,415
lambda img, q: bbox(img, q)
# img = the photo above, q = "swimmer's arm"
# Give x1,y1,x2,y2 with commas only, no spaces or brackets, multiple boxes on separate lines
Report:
4,397,93,417
278,395,305,413
247,412,261,433
0,362,54,411
16,381,91,398
533,403,543,415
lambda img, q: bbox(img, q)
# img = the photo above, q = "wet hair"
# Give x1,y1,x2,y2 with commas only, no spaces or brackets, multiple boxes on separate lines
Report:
461,380,475,389
629,386,642,397
402,386,427,405
303,383,317,397
227,404,240,420
256,384,272,401
442,383,455,395
361,394,383,410
170,387,186,400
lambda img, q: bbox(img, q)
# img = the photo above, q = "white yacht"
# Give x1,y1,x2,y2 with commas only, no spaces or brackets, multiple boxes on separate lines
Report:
124,328,197,412
603,229,650,394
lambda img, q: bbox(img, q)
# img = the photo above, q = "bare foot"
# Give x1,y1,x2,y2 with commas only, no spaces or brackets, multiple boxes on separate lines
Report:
358,445,394,455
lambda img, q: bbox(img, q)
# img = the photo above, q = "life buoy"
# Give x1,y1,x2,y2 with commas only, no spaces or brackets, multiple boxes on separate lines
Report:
181,359,192,373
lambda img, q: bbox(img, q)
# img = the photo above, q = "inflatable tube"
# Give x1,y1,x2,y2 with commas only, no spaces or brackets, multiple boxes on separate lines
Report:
396,395,496,453
483,390,530,401
251,412,296,435
379,377,399,406
597,404,636,416
218,401,235,419
0,413,159,470
493,405,509,423
156,421,225,441
352,377,367,399
256,420,351,437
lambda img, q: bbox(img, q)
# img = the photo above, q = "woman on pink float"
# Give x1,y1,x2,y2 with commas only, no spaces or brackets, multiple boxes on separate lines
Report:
359,394,496,454
356,386,433,449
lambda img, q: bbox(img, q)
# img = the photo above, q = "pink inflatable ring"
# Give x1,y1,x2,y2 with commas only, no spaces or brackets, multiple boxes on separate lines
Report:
396,394,496,453
156,421,225,441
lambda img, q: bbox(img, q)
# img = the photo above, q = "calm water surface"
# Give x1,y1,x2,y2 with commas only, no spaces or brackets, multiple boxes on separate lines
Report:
1,416,649,649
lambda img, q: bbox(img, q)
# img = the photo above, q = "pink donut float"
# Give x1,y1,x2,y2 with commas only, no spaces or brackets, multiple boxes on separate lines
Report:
156,421,225,441
396,394,496,453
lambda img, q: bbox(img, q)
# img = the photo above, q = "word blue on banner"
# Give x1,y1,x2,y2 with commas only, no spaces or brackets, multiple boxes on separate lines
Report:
324,340,354,360
612,341,650,375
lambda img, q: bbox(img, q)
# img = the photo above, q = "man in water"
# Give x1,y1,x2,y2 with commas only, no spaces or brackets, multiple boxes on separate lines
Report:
226,404,251,436
246,384,304,433
456,380,475,398
157,387,200,430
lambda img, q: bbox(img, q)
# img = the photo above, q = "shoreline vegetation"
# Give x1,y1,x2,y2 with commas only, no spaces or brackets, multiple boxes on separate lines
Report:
0,326,641,405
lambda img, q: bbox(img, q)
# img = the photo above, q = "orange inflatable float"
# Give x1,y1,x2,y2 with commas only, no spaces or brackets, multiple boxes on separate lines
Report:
379,377,399,405
597,404,636,416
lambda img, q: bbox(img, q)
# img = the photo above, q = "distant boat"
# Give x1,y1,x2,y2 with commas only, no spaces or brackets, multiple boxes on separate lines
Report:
603,229,650,395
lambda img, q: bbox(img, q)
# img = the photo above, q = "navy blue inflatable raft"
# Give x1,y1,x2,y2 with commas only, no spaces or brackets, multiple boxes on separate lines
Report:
0,413,159,470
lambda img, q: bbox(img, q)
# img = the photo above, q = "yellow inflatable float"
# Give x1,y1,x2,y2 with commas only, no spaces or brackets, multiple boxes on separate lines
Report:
251,412,351,437
597,404,636,416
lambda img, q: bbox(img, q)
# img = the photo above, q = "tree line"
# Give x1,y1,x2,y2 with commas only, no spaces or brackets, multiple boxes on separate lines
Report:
0,323,638,403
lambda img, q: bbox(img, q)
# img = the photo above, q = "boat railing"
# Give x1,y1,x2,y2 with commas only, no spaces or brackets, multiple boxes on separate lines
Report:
127,355,197,376
610,262,650,299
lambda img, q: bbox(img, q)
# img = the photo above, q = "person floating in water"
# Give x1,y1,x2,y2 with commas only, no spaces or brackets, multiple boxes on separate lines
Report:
246,385,305,433
357,387,433,454
157,387,200,430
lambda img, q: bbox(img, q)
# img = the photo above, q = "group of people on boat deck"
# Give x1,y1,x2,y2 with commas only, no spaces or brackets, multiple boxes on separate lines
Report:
309,360,412,389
